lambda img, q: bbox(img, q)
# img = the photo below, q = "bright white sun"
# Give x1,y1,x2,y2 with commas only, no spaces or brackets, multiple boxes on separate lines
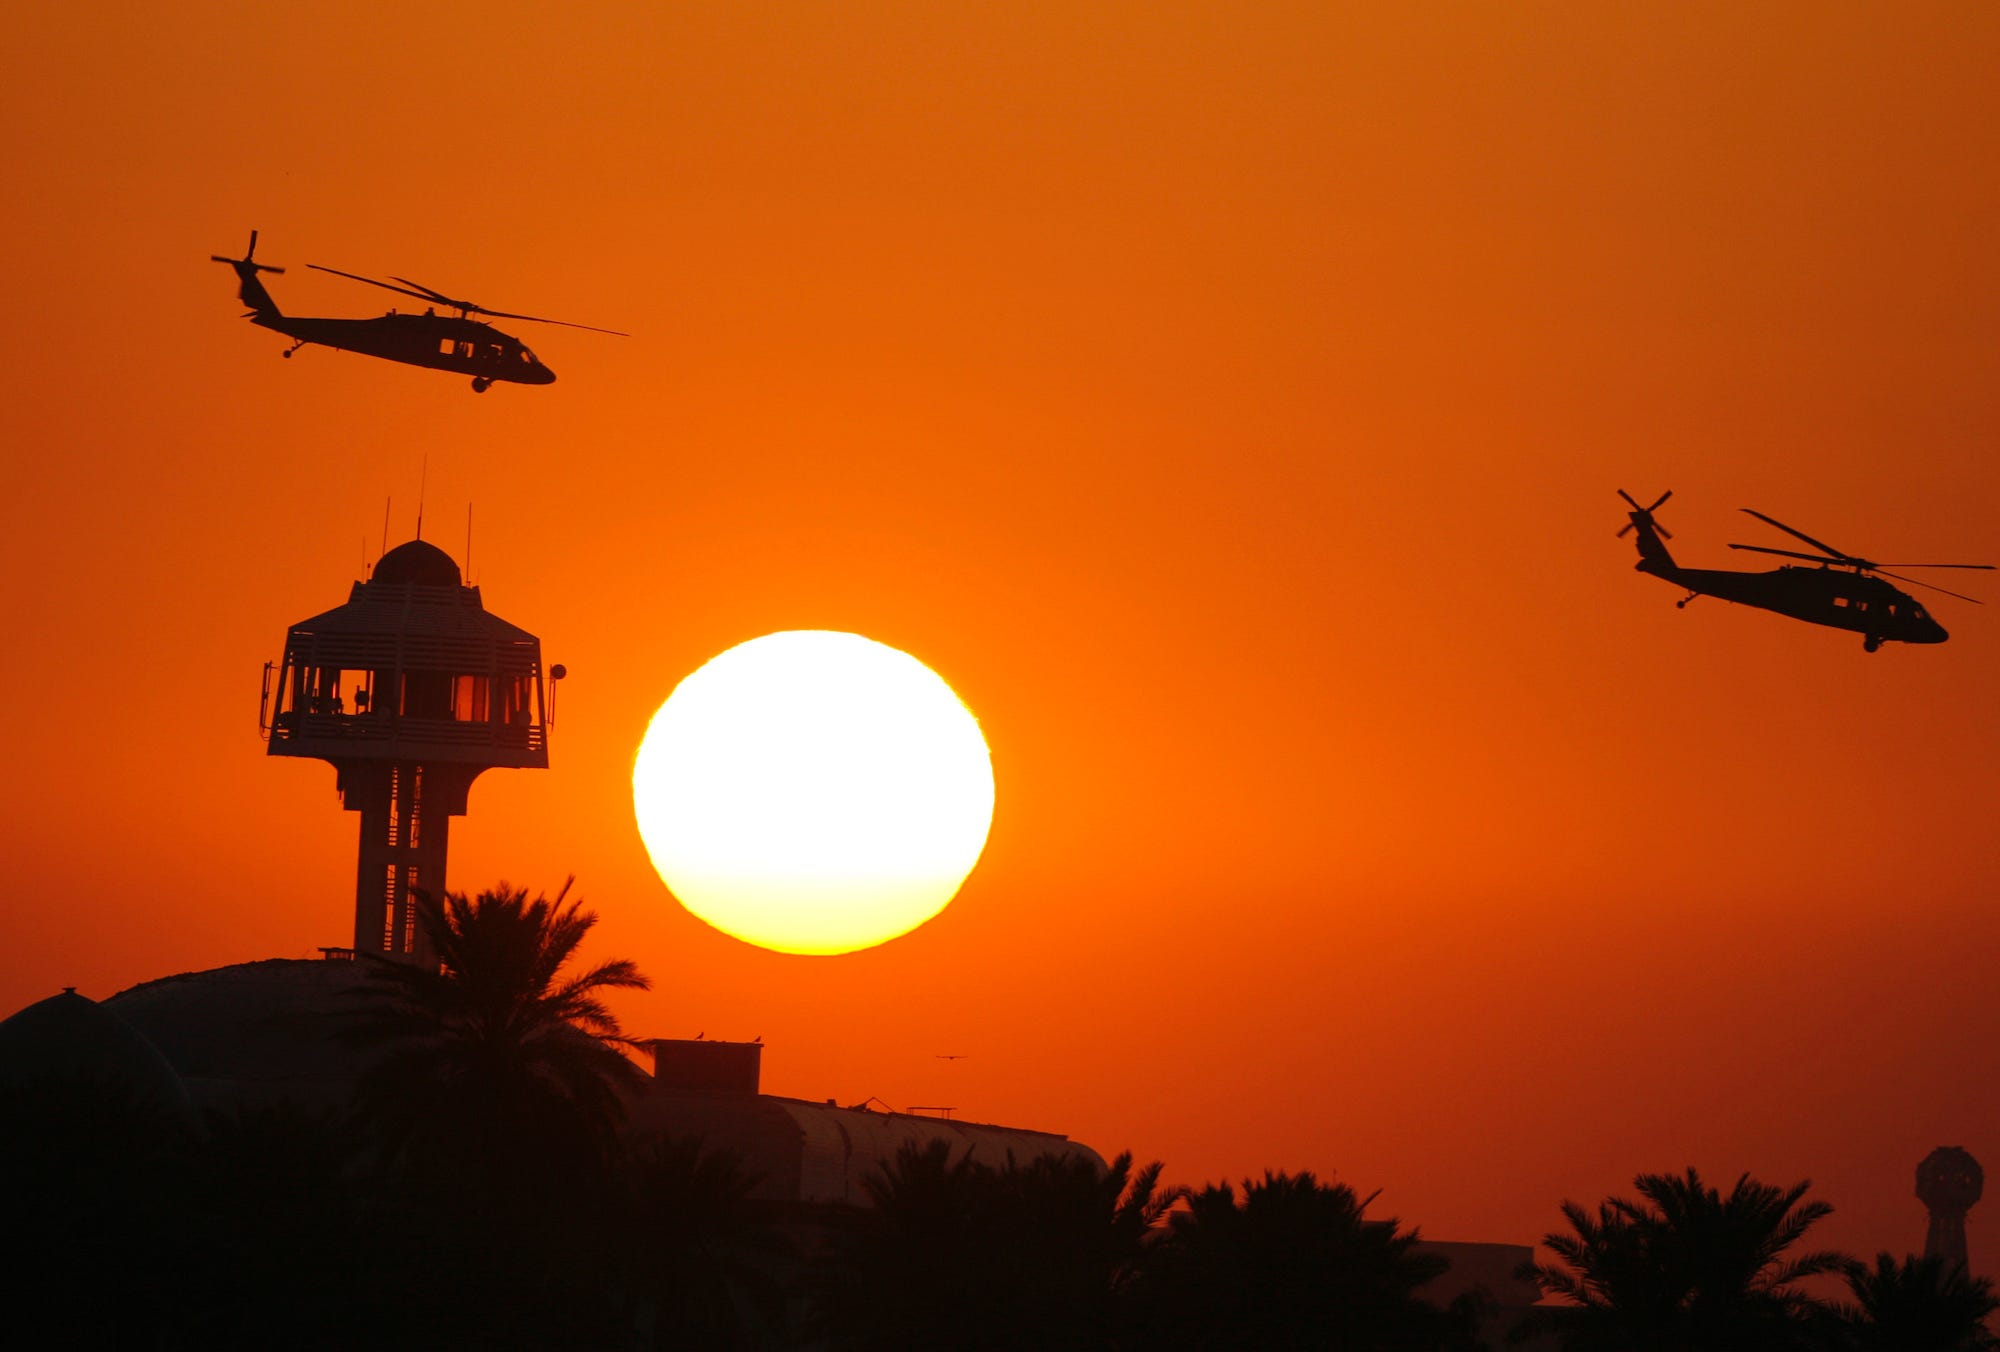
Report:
632,631,995,955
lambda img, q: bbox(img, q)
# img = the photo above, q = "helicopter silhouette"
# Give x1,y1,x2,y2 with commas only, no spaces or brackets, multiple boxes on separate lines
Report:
211,231,626,392
1618,490,1991,651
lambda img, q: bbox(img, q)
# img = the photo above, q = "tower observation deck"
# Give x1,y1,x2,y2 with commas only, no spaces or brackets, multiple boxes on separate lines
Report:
260,540,555,964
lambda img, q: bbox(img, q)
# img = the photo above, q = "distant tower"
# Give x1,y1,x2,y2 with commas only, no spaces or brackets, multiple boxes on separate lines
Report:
1918,1146,1983,1274
261,540,556,964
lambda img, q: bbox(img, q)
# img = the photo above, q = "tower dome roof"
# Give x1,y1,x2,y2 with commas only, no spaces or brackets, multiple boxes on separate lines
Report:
372,539,462,587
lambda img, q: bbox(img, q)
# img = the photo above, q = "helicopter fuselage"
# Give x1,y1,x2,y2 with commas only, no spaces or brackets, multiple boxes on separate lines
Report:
252,310,556,385
1639,557,1947,645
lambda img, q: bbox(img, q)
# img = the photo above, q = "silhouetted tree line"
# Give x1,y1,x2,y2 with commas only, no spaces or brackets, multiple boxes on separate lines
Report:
2,886,1994,1350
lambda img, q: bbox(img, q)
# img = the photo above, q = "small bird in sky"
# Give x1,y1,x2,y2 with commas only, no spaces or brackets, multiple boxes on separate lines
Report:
936,1054,966,1060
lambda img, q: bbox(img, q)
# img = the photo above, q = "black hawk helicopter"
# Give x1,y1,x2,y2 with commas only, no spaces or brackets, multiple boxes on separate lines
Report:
211,231,625,391
1618,490,1991,652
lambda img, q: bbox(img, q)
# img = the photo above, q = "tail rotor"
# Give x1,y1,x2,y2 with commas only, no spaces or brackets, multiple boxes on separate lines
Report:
211,231,286,276
1617,489,1672,539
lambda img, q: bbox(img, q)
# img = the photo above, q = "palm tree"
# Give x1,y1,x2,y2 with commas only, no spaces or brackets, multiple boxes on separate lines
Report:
1520,1167,1850,1351
345,880,650,1181
341,882,651,1350
1129,1169,1472,1352
614,1134,795,1350
1839,1252,2000,1352
997,1149,1174,1349
808,1140,1170,1351
1519,1197,1679,1350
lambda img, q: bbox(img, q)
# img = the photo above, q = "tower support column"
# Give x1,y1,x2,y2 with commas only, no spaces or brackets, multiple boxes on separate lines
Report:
339,762,481,966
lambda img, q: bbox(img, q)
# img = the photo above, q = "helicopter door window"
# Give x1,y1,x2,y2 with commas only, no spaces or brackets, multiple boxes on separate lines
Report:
438,339,454,355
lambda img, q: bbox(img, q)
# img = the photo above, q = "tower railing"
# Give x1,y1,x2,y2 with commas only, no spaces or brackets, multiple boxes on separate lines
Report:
269,710,546,756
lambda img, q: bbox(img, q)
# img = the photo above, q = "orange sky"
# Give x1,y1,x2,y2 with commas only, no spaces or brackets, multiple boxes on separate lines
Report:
4,2,1997,1260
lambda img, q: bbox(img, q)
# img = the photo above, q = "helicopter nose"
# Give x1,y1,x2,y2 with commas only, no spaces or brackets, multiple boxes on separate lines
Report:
534,365,556,385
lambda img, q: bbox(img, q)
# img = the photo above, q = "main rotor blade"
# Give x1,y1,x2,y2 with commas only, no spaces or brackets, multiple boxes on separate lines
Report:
389,275,468,308
1727,543,1843,564
1867,561,1995,571
1740,508,1850,562
390,275,629,334
308,264,440,305
1878,570,1984,604
469,306,630,336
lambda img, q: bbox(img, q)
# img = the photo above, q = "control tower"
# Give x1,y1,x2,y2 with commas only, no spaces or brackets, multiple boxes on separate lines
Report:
1918,1146,1983,1275
261,540,555,965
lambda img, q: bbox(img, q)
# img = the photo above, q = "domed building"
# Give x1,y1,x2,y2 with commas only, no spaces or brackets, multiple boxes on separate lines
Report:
103,958,381,1114
1,956,1106,1210
0,987,198,1129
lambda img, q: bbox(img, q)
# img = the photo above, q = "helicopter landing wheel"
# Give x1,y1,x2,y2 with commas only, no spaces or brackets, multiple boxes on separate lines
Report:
1863,635,1883,653
282,349,293,359
471,377,491,393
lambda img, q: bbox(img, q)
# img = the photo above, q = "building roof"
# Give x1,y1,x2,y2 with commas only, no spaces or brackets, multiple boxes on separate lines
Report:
0,987,198,1125
105,958,382,1112
624,1087,1105,1207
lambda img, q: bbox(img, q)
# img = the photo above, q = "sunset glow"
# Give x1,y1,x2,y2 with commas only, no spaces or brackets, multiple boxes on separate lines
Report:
632,631,994,955
4,1,1997,1271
